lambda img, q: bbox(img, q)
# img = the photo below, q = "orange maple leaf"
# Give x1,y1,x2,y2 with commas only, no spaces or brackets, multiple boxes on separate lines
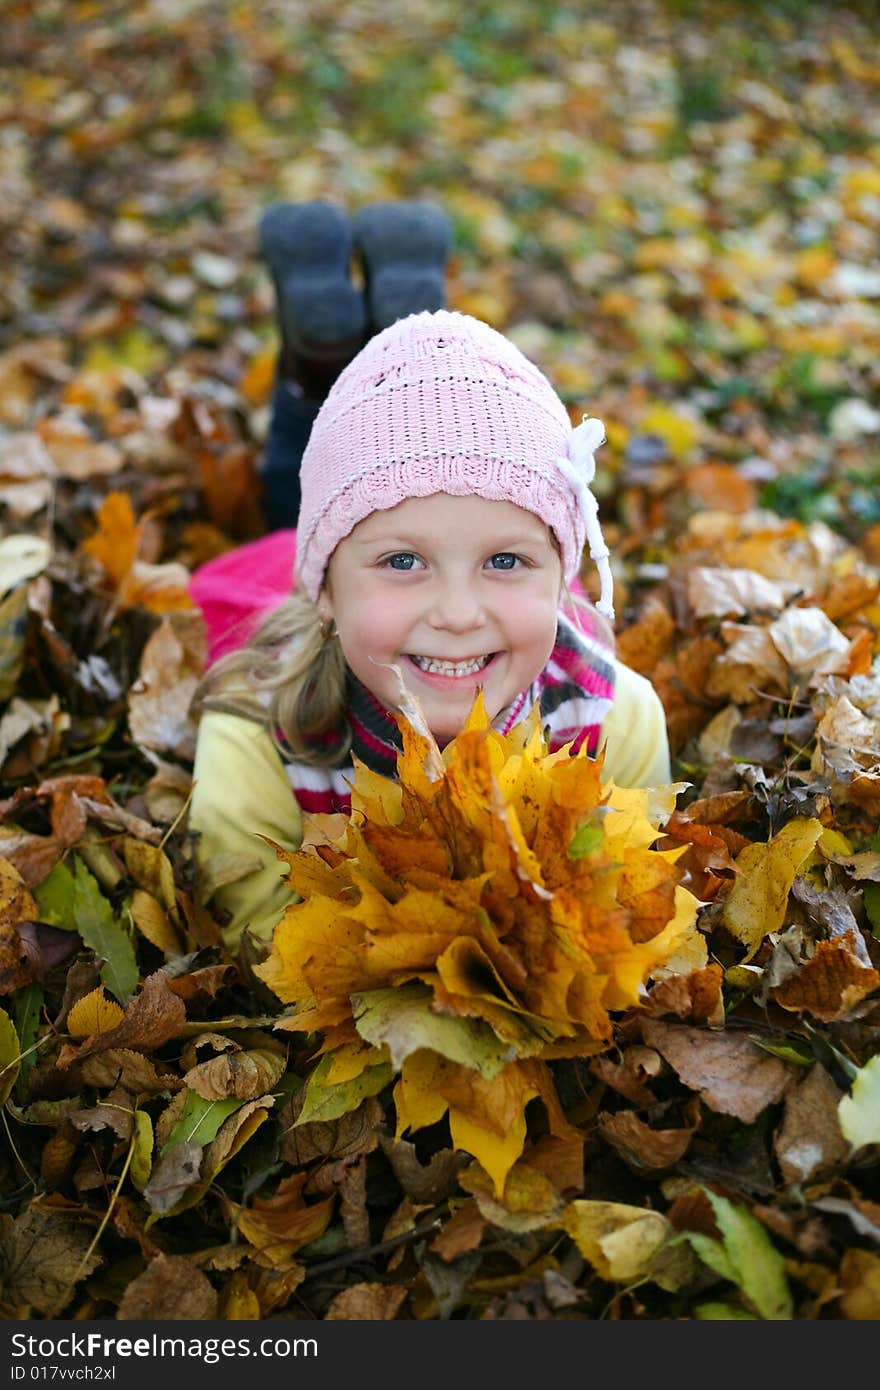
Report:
82,491,192,614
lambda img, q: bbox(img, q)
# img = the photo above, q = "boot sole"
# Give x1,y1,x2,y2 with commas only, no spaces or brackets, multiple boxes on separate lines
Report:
353,202,451,331
258,201,367,356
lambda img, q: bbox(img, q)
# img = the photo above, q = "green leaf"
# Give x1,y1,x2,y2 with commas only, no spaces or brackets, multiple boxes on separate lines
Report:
864,832,880,939
11,984,43,1099
682,1231,737,1286
567,822,605,858
0,1009,21,1108
697,1189,793,1320
695,1301,758,1320
352,983,514,1077
295,1055,393,1125
35,856,139,1005
163,1091,245,1152
749,1035,814,1067
129,1111,153,1193
33,861,81,929
863,883,880,940
838,1054,880,1151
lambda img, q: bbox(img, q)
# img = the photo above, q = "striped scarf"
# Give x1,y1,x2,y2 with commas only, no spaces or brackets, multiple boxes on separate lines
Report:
282,610,616,816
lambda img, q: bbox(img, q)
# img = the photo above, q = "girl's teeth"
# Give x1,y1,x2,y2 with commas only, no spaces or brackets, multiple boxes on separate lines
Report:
411,654,491,676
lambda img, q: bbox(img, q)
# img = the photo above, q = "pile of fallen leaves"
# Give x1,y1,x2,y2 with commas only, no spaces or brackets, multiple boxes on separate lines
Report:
2,0,880,1323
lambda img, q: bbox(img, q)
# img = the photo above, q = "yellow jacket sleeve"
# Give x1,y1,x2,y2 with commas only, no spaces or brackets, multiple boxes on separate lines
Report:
599,660,671,788
189,711,303,951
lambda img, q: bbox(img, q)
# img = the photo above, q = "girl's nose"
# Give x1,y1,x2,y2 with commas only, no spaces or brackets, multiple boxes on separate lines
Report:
425,576,486,631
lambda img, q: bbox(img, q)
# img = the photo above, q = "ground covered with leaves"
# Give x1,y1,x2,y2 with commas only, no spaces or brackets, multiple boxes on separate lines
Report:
1,0,880,1322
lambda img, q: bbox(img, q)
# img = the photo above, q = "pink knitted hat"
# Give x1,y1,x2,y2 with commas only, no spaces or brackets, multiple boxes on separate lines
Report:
295,310,614,616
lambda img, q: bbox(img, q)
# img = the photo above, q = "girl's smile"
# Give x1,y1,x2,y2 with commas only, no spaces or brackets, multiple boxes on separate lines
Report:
404,650,499,684
320,493,563,744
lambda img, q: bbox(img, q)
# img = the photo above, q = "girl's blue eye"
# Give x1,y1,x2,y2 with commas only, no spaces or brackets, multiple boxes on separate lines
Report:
386,552,420,570
487,552,519,570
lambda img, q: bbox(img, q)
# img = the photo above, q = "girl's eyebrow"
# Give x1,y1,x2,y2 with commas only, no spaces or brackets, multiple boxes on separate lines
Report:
354,533,550,551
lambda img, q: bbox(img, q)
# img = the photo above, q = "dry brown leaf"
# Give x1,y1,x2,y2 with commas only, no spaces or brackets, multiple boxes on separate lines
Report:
280,1094,383,1165
614,595,675,675
642,964,725,1026
79,1048,183,1095
242,1264,307,1318
108,1194,165,1263
165,963,236,1002
40,1127,80,1190
523,1134,586,1197
204,1096,274,1177
128,611,206,760
770,932,880,1021
774,1063,849,1185
429,1199,487,1263
57,969,187,1067
142,1141,203,1216
324,1282,409,1320
640,1018,793,1122
185,1047,285,1101
658,813,747,902
706,623,791,701
380,1136,469,1204
141,758,193,825
769,607,852,685
0,1206,102,1315
235,1172,334,1266
152,1089,188,1153
685,464,756,515
69,1084,135,1142
687,566,799,618
599,1107,699,1175
115,1253,218,1320
338,1154,370,1248
589,1048,661,1105
821,572,880,623
678,791,752,826
38,415,122,481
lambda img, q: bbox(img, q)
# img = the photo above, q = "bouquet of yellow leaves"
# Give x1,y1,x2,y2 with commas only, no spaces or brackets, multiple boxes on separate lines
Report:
256,693,702,1194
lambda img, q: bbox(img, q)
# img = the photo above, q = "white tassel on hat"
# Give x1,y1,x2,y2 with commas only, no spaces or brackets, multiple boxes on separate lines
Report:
555,416,615,621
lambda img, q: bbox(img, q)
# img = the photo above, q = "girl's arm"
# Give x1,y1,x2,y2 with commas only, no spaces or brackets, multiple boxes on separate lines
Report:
189,710,303,951
600,660,672,788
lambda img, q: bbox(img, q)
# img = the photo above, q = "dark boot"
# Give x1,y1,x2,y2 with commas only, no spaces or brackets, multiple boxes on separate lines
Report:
259,200,367,379
260,379,320,530
256,201,368,528
353,201,452,332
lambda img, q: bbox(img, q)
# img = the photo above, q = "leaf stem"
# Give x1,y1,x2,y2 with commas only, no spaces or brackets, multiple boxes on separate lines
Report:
1,1109,37,1187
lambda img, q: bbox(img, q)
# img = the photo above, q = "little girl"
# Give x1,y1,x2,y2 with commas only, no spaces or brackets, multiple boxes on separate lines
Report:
189,310,671,950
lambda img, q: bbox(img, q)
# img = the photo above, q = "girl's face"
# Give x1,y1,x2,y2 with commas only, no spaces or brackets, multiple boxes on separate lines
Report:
320,493,563,745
